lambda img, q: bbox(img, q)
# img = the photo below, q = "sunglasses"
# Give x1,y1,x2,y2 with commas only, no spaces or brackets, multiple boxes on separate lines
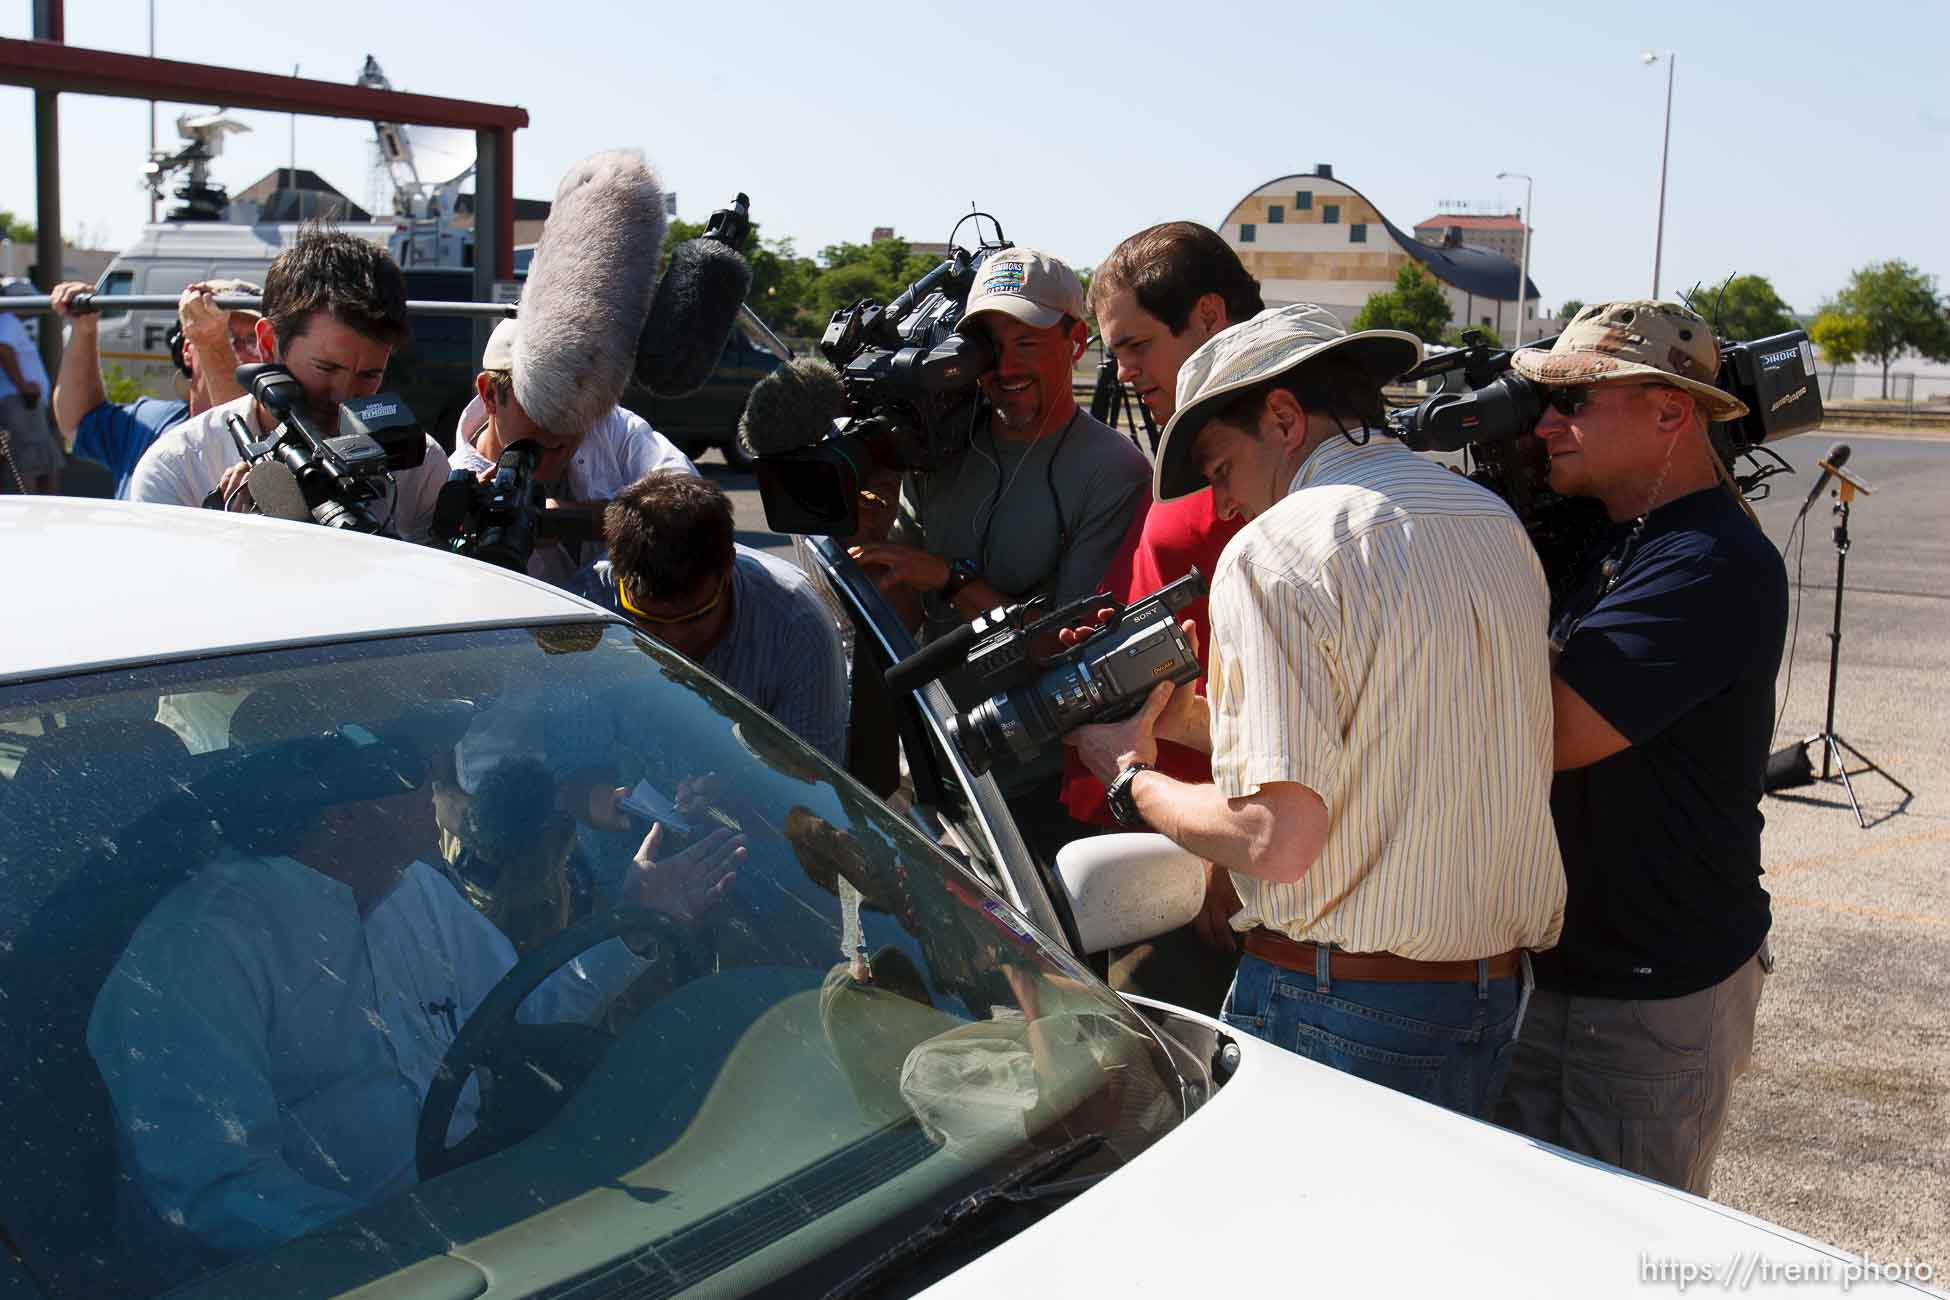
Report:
1542,381,1673,418
619,572,729,626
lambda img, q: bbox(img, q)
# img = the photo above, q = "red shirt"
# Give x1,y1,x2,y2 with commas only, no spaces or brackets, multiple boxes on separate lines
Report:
1061,488,1245,824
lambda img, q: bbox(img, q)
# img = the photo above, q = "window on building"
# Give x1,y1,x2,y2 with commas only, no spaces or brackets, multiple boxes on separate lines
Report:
1322,204,1339,224
1267,205,1284,224
1349,223,1367,243
1240,223,1256,243
1295,190,1313,210
1482,316,1493,327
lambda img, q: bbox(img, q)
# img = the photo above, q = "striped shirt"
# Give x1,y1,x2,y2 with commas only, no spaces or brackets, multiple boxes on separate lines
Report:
1207,436,1564,960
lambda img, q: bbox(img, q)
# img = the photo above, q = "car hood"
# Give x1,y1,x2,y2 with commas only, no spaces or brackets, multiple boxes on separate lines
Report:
923,1006,1931,1298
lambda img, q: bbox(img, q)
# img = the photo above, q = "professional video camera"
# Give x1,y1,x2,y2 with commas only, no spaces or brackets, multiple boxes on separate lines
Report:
746,216,1013,536
427,442,604,575
885,570,1208,775
1387,326,1819,591
220,363,427,533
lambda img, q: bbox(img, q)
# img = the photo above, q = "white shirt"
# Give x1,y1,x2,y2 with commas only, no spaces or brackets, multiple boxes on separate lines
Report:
1207,436,1565,961
451,396,697,588
88,854,646,1256
126,393,451,541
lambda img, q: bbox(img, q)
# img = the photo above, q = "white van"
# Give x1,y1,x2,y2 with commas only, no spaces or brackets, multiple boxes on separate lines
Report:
89,221,403,395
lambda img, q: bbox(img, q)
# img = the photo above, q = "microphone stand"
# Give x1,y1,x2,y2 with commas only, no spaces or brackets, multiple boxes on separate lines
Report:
1800,475,1912,827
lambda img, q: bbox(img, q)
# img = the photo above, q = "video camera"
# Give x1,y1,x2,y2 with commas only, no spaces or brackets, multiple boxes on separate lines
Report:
886,570,1208,775
428,442,601,575
1387,328,1820,591
221,363,427,533
749,220,1013,536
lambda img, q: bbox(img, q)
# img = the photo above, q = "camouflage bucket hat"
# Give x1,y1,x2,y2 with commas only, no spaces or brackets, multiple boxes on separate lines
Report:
1510,300,1748,421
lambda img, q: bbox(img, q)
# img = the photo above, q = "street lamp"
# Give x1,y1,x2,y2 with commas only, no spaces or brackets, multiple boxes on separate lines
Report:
1643,50,1676,298
1497,171,1532,347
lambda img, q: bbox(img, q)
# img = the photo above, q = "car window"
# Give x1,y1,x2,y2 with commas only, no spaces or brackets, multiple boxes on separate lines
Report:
93,268,135,320
0,623,1183,1298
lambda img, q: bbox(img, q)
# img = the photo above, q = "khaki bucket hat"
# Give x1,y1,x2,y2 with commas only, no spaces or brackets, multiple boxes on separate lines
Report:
1510,300,1748,421
1152,303,1422,501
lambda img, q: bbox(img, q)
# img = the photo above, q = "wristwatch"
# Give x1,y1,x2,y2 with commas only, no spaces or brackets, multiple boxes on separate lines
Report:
939,557,980,601
1105,762,1154,829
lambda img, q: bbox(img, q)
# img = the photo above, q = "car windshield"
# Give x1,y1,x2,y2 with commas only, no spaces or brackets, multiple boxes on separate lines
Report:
0,623,1184,1299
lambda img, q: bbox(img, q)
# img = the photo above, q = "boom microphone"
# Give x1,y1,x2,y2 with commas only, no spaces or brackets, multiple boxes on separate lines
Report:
1799,442,1852,514
636,236,752,398
514,150,667,438
737,357,850,459
884,619,980,697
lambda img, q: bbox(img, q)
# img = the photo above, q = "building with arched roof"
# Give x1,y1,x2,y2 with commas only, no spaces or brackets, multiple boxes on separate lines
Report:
1218,164,1547,341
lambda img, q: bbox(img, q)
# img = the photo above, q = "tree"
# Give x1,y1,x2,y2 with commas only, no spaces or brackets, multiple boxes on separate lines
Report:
1351,262,1453,344
1830,259,1950,399
0,210,33,243
1680,275,1797,341
1440,321,1501,348
1809,307,1868,394
1556,299,1584,325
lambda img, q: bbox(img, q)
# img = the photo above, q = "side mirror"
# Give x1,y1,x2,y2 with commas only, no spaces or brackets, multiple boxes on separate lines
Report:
1054,833,1207,955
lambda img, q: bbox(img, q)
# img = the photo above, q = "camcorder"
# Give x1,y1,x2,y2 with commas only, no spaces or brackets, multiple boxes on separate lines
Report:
220,363,427,533
1387,328,1820,592
749,227,1012,536
429,442,602,574
886,570,1209,775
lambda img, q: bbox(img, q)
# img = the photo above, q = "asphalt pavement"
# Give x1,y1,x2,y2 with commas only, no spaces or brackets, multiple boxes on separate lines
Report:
705,429,1949,1271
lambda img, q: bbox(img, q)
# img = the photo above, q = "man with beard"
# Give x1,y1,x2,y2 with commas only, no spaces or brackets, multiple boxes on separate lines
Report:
127,229,449,538
850,247,1150,860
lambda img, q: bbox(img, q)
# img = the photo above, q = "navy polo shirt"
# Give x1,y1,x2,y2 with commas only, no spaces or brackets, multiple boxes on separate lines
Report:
1534,487,1788,1000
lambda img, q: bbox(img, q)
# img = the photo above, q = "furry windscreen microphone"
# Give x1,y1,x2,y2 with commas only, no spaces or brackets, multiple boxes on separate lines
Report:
636,238,752,398
244,461,312,524
514,150,667,437
737,357,851,459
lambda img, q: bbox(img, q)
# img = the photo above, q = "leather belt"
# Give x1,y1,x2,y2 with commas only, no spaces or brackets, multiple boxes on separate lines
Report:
1243,929,1520,983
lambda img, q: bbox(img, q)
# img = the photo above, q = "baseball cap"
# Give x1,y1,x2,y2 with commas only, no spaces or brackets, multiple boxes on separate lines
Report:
482,315,520,370
1509,300,1748,422
202,277,264,319
1152,303,1422,501
955,247,1087,335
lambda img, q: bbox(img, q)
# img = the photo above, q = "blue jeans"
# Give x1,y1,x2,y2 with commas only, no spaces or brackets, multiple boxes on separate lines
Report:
1220,950,1526,1118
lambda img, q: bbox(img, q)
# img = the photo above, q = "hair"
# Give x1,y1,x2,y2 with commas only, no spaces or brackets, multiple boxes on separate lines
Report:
262,225,409,351
462,756,571,869
1089,221,1264,332
604,470,736,600
1212,353,1387,435
481,368,515,406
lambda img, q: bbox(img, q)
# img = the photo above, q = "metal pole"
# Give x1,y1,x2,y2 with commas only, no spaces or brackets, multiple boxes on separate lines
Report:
147,0,157,224
1651,53,1675,299
32,0,64,381
1500,171,1533,347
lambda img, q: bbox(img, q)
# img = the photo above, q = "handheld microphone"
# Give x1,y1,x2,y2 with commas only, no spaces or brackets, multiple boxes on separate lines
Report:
1799,442,1851,514
635,234,752,397
514,150,667,439
737,357,850,459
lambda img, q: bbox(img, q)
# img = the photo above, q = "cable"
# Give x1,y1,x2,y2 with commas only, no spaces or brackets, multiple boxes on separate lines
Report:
1768,507,1811,748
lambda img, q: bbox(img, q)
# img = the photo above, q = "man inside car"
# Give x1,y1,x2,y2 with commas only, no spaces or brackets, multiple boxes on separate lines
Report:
125,229,452,538
88,711,744,1268
452,316,698,588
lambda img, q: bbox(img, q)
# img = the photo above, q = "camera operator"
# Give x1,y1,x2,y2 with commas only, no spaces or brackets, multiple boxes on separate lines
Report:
1059,221,1264,1013
1066,303,1565,1118
0,298,59,494
126,229,449,537
850,247,1150,859
575,470,847,764
48,279,264,498
450,316,698,587
1490,301,1786,1196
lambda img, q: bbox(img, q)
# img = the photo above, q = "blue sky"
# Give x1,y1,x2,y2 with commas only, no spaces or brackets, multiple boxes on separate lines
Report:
4,0,1944,315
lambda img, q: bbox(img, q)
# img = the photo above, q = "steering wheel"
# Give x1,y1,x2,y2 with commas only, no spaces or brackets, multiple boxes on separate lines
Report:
416,905,698,1181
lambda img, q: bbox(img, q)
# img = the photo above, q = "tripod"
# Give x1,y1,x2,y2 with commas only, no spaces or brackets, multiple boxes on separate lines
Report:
1802,477,1912,827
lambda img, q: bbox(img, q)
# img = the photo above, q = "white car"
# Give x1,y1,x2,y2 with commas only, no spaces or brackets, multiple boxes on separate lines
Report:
0,498,1928,1300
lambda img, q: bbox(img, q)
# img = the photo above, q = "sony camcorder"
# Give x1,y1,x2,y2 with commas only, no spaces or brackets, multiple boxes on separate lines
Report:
221,363,426,533
886,570,1208,775
1387,328,1821,591
749,242,1004,536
